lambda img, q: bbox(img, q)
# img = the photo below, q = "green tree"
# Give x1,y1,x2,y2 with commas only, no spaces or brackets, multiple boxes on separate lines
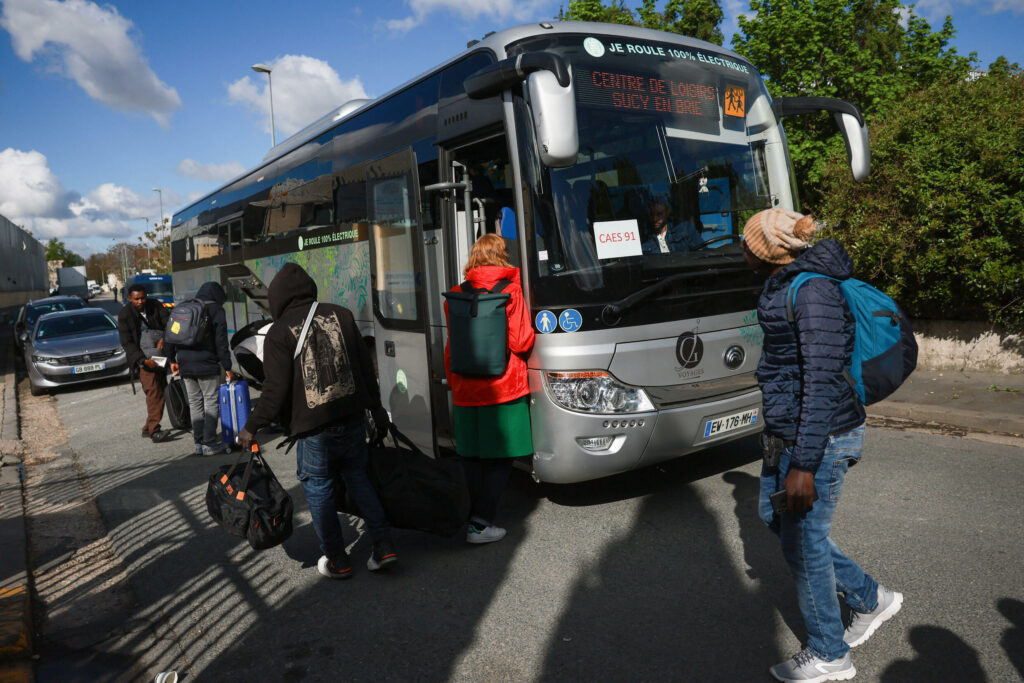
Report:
138,217,171,273
732,0,974,204
557,0,636,24
558,0,724,43
44,237,84,267
815,71,1024,331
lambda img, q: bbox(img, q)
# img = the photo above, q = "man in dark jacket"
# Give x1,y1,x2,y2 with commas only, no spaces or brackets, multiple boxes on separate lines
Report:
744,208,903,682
237,263,395,580
167,282,234,456
117,284,171,442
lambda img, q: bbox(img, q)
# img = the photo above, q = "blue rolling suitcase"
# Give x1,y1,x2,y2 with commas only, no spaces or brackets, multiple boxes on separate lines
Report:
219,380,252,446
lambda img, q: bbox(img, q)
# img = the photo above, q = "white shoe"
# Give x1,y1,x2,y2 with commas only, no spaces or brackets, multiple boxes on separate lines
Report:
770,650,856,682
844,585,904,647
466,524,506,544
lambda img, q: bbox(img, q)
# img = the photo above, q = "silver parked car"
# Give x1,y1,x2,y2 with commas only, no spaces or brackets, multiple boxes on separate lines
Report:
13,295,88,351
24,308,129,396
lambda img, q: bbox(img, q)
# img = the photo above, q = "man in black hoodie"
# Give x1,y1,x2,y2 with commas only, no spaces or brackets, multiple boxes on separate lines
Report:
117,284,171,442
238,263,395,579
167,281,234,456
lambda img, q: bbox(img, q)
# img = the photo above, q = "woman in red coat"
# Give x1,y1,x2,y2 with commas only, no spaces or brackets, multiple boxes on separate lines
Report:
444,233,535,544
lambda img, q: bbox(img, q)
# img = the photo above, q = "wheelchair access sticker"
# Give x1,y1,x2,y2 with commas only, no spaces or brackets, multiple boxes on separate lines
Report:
535,310,557,334
558,309,583,332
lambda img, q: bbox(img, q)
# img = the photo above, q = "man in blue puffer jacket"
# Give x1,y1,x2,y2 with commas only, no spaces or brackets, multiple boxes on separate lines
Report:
743,208,903,682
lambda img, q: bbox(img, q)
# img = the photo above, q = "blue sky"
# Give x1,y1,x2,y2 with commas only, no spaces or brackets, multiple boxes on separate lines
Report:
1,0,1020,257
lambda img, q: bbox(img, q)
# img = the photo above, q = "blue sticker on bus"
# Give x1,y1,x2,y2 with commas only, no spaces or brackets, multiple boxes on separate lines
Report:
535,310,557,334
558,309,583,332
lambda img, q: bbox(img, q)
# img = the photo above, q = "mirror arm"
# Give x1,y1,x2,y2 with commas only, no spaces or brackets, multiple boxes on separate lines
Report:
772,96,864,125
465,53,570,100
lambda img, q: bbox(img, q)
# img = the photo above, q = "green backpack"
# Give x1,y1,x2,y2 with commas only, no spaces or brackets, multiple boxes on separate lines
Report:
443,279,513,377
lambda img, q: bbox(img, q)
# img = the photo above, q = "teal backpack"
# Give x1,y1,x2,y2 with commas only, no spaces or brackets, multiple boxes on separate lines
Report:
787,273,918,405
443,279,513,377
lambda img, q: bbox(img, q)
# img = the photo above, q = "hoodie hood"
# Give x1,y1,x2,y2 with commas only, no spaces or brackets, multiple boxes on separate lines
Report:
764,238,853,298
268,262,317,320
196,281,227,306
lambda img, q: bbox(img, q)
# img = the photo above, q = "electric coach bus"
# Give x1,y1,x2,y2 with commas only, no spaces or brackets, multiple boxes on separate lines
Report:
170,21,870,483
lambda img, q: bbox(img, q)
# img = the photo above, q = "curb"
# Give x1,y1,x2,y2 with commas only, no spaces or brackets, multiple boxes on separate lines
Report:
0,342,32,682
867,403,1024,437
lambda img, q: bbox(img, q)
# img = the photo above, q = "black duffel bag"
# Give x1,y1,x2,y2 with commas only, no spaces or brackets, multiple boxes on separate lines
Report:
206,444,293,550
337,424,470,537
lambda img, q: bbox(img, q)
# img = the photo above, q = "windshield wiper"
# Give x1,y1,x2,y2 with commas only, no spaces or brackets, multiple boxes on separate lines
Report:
601,266,752,326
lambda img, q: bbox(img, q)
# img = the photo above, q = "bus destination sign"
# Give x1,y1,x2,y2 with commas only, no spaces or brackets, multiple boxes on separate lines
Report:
576,67,719,120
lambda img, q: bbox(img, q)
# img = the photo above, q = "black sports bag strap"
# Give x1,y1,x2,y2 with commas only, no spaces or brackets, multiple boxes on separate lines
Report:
386,423,427,456
223,448,250,481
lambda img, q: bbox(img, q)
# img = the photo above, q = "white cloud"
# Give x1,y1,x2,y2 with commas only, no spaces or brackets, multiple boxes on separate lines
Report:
0,147,167,253
176,158,246,182
0,0,181,125
385,0,552,34
912,0,1023,24
228,55,369,138
0,148,75,218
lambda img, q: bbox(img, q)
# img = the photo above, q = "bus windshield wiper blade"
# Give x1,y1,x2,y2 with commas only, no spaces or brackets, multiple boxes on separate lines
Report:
600,266,751,326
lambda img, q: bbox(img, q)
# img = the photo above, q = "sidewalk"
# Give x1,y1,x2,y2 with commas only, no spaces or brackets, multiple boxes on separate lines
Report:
867,369,1024,437
0,335,33,683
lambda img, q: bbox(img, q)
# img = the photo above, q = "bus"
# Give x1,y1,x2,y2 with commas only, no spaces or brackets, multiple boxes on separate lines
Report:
170,21,870,484
125,273,175,307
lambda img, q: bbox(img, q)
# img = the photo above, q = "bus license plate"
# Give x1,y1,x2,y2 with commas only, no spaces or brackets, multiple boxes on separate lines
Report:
72,362,105,374
703,408,758,438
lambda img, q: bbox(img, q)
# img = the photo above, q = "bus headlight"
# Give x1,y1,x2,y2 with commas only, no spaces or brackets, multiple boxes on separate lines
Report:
544,371,654,414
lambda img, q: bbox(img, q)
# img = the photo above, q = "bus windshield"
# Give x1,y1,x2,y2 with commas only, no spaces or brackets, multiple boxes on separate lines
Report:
509,34,785,323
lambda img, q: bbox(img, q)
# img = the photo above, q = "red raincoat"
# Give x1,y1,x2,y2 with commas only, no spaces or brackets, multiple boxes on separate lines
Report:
443,265,535,407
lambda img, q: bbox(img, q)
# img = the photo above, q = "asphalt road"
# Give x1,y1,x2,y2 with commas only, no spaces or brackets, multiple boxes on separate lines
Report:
24,366,1024,682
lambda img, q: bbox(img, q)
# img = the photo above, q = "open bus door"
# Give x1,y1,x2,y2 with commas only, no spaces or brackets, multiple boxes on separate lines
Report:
367,149,436,454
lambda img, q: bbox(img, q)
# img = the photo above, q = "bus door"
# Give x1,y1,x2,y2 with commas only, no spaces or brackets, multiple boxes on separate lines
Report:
367,148,436,454
431,133,518,447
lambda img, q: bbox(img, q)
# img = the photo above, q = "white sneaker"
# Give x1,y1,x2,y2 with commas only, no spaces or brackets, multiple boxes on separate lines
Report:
844,585,904,647
770,649,856,682
466,524,506,544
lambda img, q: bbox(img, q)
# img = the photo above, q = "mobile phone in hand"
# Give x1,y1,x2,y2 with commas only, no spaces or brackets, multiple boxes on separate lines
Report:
770,488,818,514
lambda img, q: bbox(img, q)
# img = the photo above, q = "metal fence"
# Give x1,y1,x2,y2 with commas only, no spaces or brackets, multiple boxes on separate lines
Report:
0,214,47,309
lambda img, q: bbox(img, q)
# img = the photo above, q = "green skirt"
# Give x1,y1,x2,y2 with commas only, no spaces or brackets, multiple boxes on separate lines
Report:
454,396,533,458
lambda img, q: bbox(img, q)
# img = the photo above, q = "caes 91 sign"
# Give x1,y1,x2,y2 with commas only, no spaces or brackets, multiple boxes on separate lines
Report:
576,68,720,119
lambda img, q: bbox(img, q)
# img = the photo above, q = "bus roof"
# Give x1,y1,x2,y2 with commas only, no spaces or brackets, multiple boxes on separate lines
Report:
172,20,751,224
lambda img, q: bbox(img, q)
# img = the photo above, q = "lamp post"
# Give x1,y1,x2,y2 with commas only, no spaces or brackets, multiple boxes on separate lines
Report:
251,63,276,147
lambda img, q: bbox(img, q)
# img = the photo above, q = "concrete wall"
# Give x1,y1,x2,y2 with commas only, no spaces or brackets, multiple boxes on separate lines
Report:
0,215,47,309
913,319,1024,374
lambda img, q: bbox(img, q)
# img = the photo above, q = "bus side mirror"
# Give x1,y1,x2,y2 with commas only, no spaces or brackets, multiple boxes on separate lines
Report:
833,112,870,182
773,96,870,182
528,69,578,168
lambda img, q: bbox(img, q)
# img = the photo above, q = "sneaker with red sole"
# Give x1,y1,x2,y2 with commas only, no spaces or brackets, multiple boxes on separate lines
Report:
367,540,398,571
317,554,353,579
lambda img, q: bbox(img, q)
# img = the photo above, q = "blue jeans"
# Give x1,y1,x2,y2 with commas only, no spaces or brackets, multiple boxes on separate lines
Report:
758,424,879,660
296,417,391,559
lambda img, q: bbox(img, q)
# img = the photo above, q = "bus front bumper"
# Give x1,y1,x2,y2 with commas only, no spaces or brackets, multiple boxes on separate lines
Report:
530,388,763,485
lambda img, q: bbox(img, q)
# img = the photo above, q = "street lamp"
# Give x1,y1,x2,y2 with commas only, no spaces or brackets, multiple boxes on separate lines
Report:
251,63,276,147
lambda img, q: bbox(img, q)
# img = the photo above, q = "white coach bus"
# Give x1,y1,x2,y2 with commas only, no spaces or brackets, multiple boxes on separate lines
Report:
170,21,869,483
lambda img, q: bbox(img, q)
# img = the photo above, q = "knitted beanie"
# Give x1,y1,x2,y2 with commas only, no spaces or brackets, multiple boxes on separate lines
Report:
742,208,818,265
